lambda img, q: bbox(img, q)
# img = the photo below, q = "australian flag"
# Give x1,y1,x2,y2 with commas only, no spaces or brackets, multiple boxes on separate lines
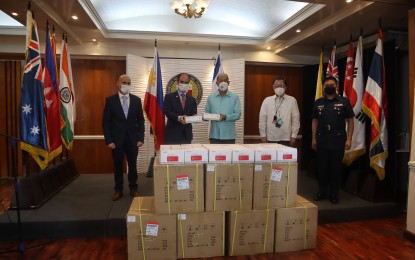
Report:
20,10,49,169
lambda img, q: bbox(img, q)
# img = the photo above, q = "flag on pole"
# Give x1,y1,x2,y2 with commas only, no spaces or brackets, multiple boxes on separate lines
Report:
51,29,59,84
144,44,165,151
43,23,62,160
326,44,339,88
315,49,324,100
343,36,366,165
60,35,76,149
20,10,49,169
362,28,388,180
211,46,223,93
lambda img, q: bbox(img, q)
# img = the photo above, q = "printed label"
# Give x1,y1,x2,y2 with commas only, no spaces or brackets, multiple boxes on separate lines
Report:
271,167,283,182
146,222,159,236
176,174,189,190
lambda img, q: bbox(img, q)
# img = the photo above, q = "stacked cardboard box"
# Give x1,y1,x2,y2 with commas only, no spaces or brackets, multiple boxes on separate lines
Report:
227,209,275,256
127,143,317,259
153,159,204,214
275,196,318,252
205,163,253,212
127,196,177,260
177,211,225,258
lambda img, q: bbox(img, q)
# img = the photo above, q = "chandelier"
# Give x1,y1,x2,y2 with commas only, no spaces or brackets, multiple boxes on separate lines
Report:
170,0,210,19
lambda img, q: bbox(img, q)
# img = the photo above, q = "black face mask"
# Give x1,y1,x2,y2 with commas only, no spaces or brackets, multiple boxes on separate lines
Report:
325,86,336,95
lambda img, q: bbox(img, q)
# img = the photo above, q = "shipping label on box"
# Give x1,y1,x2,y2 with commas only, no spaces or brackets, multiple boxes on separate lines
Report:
231,144,255,163
160,145,184,164
253,162,298,210
203,144,232,164
154,160,204,214
227,209,275,256
181,144,209,164
274,196,318,252
177,212,225,259
127,197,177,260
205,163,253,212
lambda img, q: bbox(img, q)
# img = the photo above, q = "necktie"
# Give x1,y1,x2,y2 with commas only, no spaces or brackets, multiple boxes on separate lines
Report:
181,94,186,110
122,95,128,118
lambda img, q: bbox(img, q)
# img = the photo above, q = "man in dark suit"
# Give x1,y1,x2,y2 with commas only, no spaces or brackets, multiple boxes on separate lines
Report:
164,73,197,144
102,74,145,201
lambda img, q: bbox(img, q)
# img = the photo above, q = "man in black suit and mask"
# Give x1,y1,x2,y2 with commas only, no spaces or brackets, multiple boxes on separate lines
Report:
102,74,145,201
164,73,197,144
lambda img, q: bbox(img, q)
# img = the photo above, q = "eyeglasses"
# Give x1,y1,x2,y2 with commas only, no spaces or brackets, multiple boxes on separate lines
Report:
273,85,286,88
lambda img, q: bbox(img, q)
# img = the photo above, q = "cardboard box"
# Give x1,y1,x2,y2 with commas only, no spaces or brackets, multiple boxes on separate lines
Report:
253,162,298,210
127,197,177,260
203,113,221,121
205,163,253,212
203,144,233,164
185,115,203,123
243,144,277,163
177,211,225,259
160,145,184,164
274,196,318,252
231,144,255,163
154,160,204,214
181,144,208,164
227,209,275,256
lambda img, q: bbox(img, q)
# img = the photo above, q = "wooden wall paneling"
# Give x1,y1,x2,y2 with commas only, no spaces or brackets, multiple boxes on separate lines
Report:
0,61,22,178
68,59,126,173
244,65,303,137
410,9,415,148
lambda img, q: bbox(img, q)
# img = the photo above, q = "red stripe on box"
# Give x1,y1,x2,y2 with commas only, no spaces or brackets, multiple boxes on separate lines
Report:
215,155,227,161
147,221,159,225
167,156,179,162
238,155,249,160
283,154,293,159
261,154,272,160
176,174,188,179
191,155,202,161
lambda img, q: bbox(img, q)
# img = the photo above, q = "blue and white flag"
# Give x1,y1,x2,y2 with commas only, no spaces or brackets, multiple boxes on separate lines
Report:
211,49,223,92
20,10,48,169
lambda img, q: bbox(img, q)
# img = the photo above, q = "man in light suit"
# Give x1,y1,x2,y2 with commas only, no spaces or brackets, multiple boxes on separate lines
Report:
164,73,197,144
102,74,145,201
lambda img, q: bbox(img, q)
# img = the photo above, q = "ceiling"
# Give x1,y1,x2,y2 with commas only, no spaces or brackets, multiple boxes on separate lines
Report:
0,0,413,57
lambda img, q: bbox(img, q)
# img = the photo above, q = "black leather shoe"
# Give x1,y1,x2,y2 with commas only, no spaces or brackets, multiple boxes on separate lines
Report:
330,196,338,204
313,193,326,201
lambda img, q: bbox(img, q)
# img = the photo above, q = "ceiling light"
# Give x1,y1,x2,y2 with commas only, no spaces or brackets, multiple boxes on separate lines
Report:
170,0,210,19
296,29,301,33
11,12,18,16
266,46,271,50
346,0,353,3
71,15,78,20
92,38,97,42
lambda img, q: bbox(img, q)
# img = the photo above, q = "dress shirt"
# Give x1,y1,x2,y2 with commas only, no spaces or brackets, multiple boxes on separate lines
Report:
205,90,241,140
259,94,300,142
118,92,130,107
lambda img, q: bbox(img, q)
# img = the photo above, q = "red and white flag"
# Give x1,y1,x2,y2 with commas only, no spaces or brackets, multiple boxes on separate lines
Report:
343,36,366,165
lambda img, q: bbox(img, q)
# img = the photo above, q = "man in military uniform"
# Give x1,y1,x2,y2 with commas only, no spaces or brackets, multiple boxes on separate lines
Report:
311,76,354,204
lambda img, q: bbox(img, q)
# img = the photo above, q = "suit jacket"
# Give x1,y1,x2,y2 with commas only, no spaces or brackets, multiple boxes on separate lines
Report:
164,91,197,144
102,93,145,146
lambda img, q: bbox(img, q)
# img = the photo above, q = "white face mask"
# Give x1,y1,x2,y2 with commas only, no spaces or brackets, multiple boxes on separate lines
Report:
218,82,228,91
274,87,285,96
120,84,130,94
178,83,188,93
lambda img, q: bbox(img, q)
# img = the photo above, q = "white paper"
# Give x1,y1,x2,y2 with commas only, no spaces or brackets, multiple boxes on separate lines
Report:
127,215,136,223
146,222,159,236
178,214,187,220
255,165,262,171
271,168,283,182
207,165,215,172
176,175,189,190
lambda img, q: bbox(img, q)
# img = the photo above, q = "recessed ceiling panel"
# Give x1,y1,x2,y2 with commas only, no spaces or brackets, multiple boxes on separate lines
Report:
89,0,309,38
